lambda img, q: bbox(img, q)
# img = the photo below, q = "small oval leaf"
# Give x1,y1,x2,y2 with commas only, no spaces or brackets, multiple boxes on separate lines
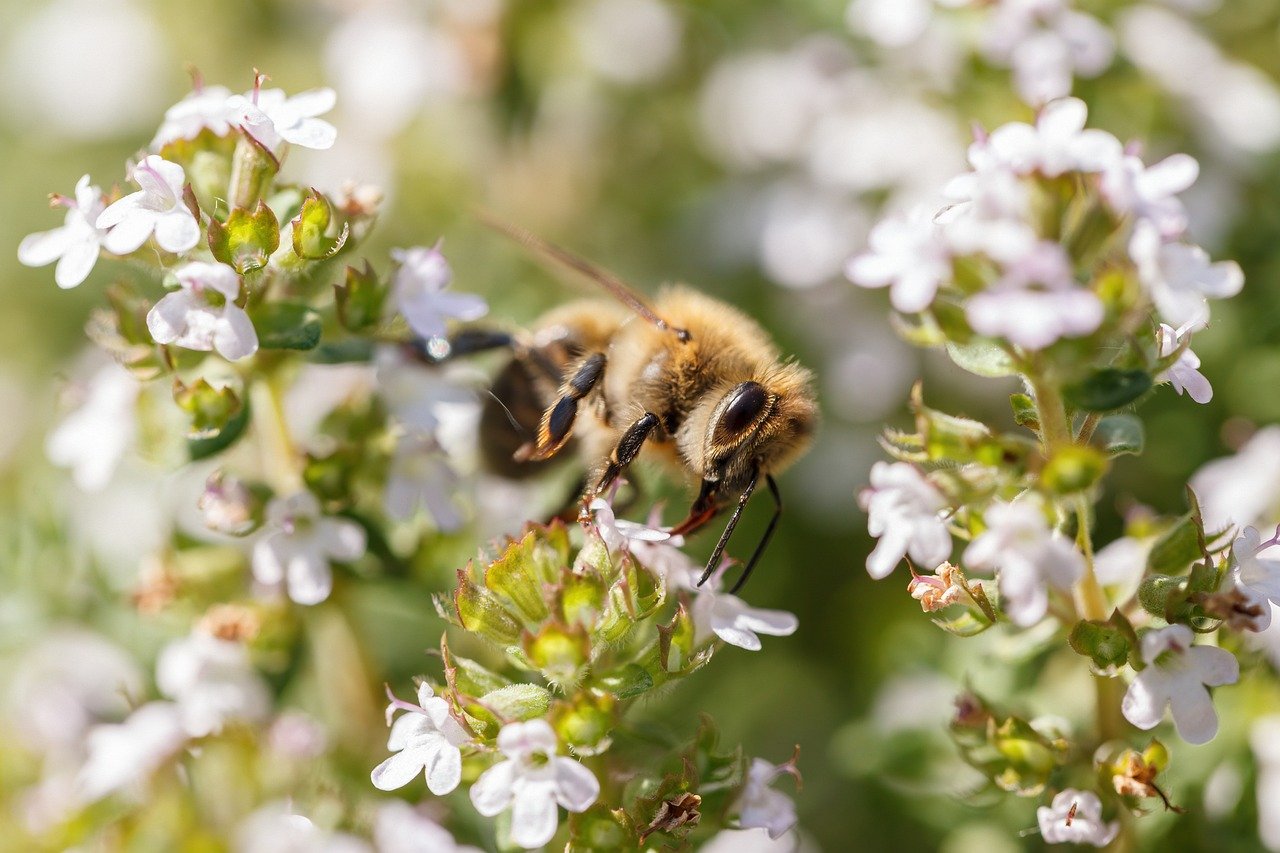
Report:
251,303,322,350
1064,369,1152,412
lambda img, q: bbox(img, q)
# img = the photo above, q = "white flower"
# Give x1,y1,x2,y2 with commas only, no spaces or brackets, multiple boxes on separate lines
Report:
1002,10,1114,106
846,207,951,313
227,86,338,152
18,175,109,289
1190,426,1280,531
155,632,270,737
1229,527,1280,632
978,97,1122,177
386,433,463,530
147,261,258,361
151,83,234,149
964,495,1085,627
615,506,701,587
236,802,371,853
46,362,139,492
965,241,1104,350
692,582,799,651
1121,624,1239,744
96,155,201,255
374,800,483,853
1101,152,1198,239
1157,323,1212,404
1093,534,1153,604
252,491,367,606
393,245,488,339
469,719,599,850
845,0,935,47
735,756,799,840
1036,789,1120,847
858,461,952,579
371,682,471,795
588,498,674,556
78,701,187,802
1251,716,1280,852
1129,221,1243,327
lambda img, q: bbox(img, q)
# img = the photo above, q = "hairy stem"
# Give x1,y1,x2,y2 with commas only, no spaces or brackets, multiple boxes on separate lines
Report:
251,373,303,494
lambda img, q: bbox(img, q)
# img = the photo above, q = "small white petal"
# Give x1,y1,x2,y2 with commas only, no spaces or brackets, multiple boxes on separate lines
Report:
18,227,73,267
318,518,367,562
423,741,463,795
371,746,429,791
553,757,600,812
1169,683,1219,745
510,782,560,849
154,209,201,254
470,760,517,816
213,306,259,361
54,239,100,289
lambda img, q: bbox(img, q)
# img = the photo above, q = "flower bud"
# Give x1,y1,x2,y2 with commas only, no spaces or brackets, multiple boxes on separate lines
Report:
554,693,615,754
173,377,242,439
198,470,265,535
335,261,386,333
526,623,589,686
1042,445,1109,494
291,189,348,261
208,200,280,275
487,532,553,624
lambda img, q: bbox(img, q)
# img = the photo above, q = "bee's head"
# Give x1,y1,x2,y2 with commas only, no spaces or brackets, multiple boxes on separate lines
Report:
681,363,818,493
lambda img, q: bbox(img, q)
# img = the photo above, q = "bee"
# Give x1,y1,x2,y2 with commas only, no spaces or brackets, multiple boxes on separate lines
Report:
430,219,818,593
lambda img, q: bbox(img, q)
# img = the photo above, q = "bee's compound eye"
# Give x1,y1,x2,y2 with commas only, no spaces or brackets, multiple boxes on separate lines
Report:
720,382,769,434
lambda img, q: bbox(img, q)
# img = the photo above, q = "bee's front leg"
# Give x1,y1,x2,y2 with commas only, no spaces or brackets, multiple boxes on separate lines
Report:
588,412,662,503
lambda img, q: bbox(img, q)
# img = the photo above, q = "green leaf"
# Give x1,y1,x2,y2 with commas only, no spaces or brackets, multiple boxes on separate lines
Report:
932,610,996,637
480,683,551,721
1146,514,1204,576
1063,369,1153,412
187,396,251,461
308,339,375,364
1068,619,1131,670
1010,393,1039,430
593,663,654,699
1094,414,1144,456
251,303,322,350
946,338,1018,377
207,201,280,274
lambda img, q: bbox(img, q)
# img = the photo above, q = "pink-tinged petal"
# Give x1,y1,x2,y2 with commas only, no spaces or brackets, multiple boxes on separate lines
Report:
1180,369,1213,404
1141,624,1193,663
1039,98,1087,137
317,517,366,561
18,226,73,267
135,155,187,198
1122,670,1172,731
423,742,462,795
469,760,517,816
154,210,201,254
399,295,448,339
552,757,600,812
510,782,560,849
73,174,99,210
498,719,557,758
1169,684,1219,745
909,519,952,569
370,746,429,791
147,291,197,344
53,239,99,289
845,253,893,288
888,268,940,313
416,682,437,706
1200,260,1244,299
252,536,288,586
102,208,158,255
287,88,337,118
1189,646,1239,688
281,118,337,150
286,546,333,605
430,291,490,323
213,306,259,361
96,192,146,229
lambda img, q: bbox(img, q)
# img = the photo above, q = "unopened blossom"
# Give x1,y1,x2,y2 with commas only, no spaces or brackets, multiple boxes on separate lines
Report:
374,800,483,853
1227,526,1280,632
18,175,109,289
78,701,187,802
470,719,600,849
1130,221,1243,327
96,155,201,255
371,682,471,796
151,83,234,149
227,85,338,152
1190,426,1280,531
147,261,258,361
907,562,983,613
1157,323,1212,404
978,97,1122,178
963,495,1084,627
692,586,799,651
393,244,488,340
735,755,800,840
1036,789,1120,847
252,491,367,606
965,241,1104,350
859,461,952,579
198,470,258,535
386,433,463,530
236,802,371,853
45,362,139,492
1121,624,1239,744
1102,153,1198,239
846,207,951,313
155,631,270,737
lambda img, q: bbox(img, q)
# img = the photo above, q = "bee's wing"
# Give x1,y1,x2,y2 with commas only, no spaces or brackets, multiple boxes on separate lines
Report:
476,211,685,338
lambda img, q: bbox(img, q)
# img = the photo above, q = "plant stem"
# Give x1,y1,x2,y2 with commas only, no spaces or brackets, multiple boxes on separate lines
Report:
251,373,303,494
1029,371,1071,449
1077,412,1102,445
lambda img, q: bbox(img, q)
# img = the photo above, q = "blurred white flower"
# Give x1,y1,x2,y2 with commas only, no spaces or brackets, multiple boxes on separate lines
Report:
374,800,483,853
371,682,471,796
1102,153,1198,239
198,471,258,535
1036,789,1119,846
252,491,367,605
96,155,200,255
78,701,186,802
965,241,1104,350
1093,534,1152,604
268,711,328,760
1252,716,1280,852
1156,322,1212,404
147,261,258,361
18,175,109,289
981,0,1114,106
386,433,464,529
692,587,799,651
846,207,950,313
1228,526,1280,632
735,756,799,840
470,719,599,850
46,362,139,492
575,0,683,85
151,83,234,149
759,185,867,289
236,802,371,853
978,97,1121,177
156,632,271,737
1129,221,1243,328
859,461,952,579
1190,426,1280,532
393,245,489,340
1121,624,1238,744
964,495,1084,627
227,85,338,153
845,0,934,47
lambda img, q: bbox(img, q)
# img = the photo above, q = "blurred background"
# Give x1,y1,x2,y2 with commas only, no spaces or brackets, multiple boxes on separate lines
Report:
2,0,1279,850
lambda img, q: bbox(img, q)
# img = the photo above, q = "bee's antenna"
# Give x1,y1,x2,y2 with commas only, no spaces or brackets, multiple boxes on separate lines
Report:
475,210,690,342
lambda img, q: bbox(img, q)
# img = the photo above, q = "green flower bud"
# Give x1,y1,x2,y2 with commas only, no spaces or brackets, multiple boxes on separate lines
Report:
487,531,553,624
554,693,615,753
526,623,588,686
335,261,386,333
291,189,349,261
208,200,280,275
1042,444,1109,494
173,378,242,439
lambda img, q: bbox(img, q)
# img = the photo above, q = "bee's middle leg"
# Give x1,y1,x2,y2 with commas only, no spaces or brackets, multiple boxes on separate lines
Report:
521,353,607,462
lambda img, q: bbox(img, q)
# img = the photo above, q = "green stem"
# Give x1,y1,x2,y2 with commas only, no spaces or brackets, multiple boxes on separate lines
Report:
228,134,277,210
1028,371,1071,449
1076,412,1102,445
251,373,303,494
